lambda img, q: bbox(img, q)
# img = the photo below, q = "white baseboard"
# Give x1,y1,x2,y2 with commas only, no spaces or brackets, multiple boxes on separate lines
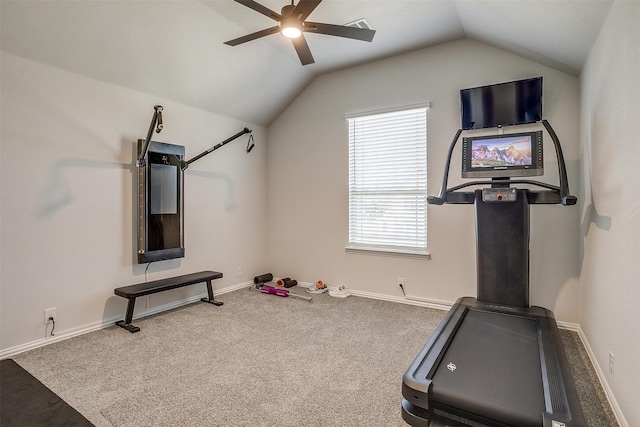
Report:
296,281,453,311
551,321,625,425
348,288,453,311
0,281,253,360
572,325,629,427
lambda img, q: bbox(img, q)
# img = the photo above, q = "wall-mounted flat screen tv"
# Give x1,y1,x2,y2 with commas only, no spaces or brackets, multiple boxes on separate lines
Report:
460,77,543,130
462,130,543,178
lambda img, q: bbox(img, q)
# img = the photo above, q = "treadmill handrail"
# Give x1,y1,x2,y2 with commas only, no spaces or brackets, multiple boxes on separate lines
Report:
430,128,462,204
446,179,560,193
428,120,576,206
542,119,576,206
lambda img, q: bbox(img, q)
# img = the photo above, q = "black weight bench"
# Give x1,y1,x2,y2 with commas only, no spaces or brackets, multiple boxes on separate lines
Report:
114,270,223,333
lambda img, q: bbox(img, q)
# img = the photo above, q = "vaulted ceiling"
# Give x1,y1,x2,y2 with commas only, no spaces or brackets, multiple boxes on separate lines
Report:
1,0,612,126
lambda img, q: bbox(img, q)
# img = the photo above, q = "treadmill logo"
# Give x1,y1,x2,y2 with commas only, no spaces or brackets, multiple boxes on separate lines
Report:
447,362,457,372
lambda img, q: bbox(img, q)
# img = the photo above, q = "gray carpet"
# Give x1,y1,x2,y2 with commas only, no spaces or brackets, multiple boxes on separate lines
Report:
11,289,617,426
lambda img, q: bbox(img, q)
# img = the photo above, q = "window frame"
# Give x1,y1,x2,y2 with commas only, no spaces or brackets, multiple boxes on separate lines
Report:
345,103,431,259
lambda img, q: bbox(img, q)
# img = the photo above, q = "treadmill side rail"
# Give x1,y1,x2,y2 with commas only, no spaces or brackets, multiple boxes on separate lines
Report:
402,299,469,409
538,313,587,426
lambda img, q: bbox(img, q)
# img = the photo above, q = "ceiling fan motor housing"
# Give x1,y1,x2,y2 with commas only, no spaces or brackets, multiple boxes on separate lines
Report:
281,4,296,17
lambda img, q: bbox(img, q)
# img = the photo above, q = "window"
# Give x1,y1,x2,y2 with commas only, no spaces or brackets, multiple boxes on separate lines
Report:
346,105,429,257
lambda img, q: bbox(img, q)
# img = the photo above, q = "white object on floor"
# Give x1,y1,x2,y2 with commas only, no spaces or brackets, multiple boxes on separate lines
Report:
329,286,349,298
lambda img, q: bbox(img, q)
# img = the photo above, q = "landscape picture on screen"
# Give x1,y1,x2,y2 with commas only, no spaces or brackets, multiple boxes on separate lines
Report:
471,135,532,168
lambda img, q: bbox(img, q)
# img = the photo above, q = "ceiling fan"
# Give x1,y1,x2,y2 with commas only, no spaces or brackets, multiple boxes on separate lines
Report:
224,0,376,65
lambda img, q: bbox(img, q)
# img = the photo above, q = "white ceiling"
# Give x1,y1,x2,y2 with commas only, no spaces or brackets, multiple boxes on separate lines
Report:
0,0,612,126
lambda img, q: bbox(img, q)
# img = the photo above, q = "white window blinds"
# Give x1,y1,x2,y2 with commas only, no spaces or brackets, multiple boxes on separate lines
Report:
347,106,428,255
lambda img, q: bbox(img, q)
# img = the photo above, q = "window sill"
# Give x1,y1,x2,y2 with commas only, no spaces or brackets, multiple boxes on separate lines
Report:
345,246,431,260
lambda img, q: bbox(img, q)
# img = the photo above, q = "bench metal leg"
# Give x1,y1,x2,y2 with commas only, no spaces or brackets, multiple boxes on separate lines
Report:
115,298,141,333
200,279,224,306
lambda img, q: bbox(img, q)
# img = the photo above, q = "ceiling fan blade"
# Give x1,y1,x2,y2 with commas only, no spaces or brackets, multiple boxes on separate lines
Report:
304,21,376,42
291,0,322,21
224,26,281,46
232,0,282,21
291,35,315,65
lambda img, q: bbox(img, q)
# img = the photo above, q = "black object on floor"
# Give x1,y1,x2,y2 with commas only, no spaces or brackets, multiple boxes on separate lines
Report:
253,273,273,284
0,359,94,426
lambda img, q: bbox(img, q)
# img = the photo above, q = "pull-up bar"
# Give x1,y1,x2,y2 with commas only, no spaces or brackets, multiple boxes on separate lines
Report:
182,127,253,170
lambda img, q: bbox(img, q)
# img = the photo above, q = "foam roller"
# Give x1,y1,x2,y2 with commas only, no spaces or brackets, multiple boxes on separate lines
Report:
254,273,273,284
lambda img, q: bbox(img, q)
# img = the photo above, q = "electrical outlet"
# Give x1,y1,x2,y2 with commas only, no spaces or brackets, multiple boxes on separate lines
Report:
609,351,614,376
44,307,56,325
236,267,242,277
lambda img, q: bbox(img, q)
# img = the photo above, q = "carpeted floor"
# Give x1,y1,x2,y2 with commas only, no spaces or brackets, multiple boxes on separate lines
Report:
10,289,617,426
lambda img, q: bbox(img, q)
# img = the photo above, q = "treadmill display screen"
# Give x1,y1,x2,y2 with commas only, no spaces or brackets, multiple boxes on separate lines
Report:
462,131,543,179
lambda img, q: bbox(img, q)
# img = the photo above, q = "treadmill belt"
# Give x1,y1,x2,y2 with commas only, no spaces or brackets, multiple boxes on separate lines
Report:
431,309,545,427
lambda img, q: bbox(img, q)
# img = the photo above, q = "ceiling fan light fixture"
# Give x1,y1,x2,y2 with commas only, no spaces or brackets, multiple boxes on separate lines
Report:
281,18,302,39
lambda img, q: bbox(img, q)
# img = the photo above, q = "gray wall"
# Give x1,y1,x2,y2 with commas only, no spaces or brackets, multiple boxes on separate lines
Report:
267,38,582,321
0,53,268,351
579,2,640,426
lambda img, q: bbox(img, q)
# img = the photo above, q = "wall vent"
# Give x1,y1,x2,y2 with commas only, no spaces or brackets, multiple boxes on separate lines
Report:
345,18,372,30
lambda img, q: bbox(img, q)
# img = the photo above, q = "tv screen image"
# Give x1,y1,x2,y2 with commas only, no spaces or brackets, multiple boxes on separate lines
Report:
470,134,532,168
460,77,543,130
462,131,543,179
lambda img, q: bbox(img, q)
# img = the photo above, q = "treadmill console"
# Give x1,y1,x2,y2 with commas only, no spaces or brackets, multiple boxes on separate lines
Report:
482,187,517,203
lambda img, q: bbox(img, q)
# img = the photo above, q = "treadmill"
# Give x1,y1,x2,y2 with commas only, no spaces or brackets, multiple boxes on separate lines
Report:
401,120,586,427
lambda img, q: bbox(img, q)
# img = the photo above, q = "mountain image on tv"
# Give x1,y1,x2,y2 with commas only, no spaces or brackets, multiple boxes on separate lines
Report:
471,135,532,168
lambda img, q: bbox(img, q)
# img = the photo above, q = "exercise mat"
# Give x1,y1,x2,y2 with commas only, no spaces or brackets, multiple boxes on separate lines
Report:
0,359,94,426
